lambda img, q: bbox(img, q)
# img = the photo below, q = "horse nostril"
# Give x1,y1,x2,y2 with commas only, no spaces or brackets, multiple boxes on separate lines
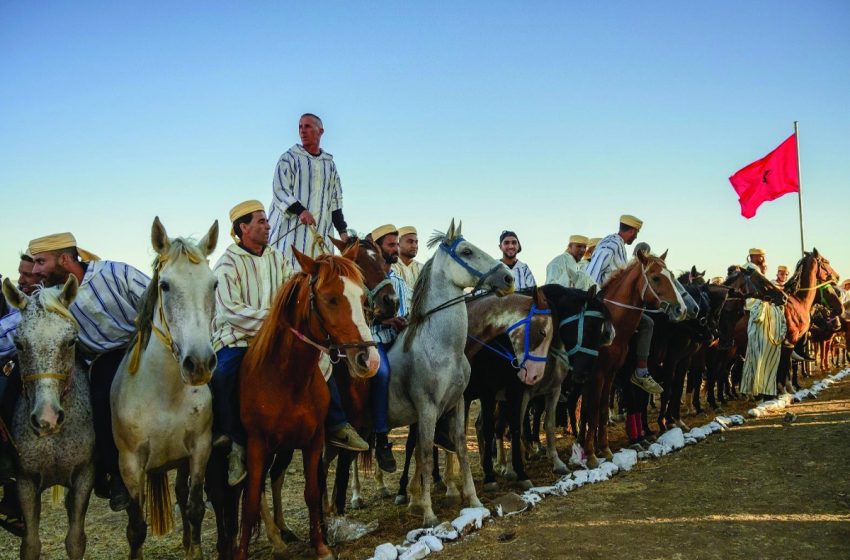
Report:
207,354,218,372
504,275,514,285
30,414,40,430
355,351,368,370
182,356,196,373
56,410,65,426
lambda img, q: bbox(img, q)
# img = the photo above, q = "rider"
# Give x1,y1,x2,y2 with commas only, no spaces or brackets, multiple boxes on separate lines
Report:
499,231,536,291
545,234,594,290
368,224,411,473
391,226,422,288
267,113,350,269
579,237,601,271
775,264,789,287
585,215,663,395
26,233,150,511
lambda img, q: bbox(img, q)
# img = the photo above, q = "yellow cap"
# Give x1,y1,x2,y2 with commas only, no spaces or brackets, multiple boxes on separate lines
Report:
749,248,765,256
587,237,601,248
397,226,417,238
568,234,589,245
777,265,788,272
370,224,398,241
229,200,265,242
620,214,643,230
28,232,100,262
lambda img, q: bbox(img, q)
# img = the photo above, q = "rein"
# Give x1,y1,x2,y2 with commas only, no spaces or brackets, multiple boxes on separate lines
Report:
468,304,551,370
603,262,666,314
559,304,606,357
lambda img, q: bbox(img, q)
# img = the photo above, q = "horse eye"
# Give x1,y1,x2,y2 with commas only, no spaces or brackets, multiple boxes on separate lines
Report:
212,280,219,292
160,281,170,292
14,340,22,351
462,248,473,256
328,296,338,306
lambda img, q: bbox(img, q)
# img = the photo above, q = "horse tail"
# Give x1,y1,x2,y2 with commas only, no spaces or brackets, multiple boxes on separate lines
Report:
358,447,373,477
51,485,64,505
145,472,174,536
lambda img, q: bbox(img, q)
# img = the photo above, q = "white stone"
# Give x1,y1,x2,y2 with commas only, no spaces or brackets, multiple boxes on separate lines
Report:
612,448,638,471
657,427,685,450
374,543,398,560
399,542,430,560
418,535,443,552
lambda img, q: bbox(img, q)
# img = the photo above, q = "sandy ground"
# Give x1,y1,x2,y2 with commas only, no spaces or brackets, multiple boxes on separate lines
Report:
1,366,848,559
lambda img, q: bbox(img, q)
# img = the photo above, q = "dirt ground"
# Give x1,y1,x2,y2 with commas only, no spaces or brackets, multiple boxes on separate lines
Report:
2,366,848,559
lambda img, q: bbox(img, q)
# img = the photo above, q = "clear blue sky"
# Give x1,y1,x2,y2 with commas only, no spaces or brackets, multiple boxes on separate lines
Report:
2,1,848,285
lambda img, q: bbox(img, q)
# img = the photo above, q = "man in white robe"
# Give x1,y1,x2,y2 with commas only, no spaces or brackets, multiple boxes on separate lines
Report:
545,234,594,290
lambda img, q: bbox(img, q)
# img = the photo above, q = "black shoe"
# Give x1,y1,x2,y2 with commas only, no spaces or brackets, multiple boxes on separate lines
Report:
434,416,458,453
93,474,109,500
374,433,397,473
109,474,131,512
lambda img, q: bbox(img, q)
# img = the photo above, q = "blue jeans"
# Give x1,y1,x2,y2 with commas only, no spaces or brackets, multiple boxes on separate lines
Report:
371,343,391,434
209,347,247,446
326,375,348,432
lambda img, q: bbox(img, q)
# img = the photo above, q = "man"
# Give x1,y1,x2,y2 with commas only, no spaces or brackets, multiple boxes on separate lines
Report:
586,215,663,395
775,265,789,286
579,237,601,272
267,113,349,270
391,226,423,288
545,234,594,290
499,231,536,291
27,233,149,511
368,224,411,473
0,254,39,361
17,254,38,296
740,248,788,397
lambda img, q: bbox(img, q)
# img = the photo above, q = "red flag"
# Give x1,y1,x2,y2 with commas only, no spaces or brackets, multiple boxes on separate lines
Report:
729,134,799,219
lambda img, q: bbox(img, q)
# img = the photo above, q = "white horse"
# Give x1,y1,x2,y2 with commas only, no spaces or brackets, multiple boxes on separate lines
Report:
387,220,514,527
111,217,218,560
2,277,95,560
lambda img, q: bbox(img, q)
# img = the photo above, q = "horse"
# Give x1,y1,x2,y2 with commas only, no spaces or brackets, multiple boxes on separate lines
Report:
386,220,514,527
236,245,381,560
2,277,94,560
110,218,219,560
581,251,686,468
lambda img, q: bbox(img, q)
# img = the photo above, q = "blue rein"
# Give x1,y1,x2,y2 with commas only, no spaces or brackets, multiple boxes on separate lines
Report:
441,236,506,291
468,304,551,370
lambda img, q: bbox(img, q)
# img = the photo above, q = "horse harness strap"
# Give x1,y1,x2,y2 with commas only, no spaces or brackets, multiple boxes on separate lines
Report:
20,371,74,399
467,304,551,370
305,272,377,363
559,306,606,357
366,278,394,308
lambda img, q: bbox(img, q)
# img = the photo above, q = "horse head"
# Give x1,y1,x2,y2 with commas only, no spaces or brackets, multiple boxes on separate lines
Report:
149,217,219,386
331,235,399,321
636,250,687,321
724,266,786,304
704,284,730,340
811,248,839,285
430,219,514,295
673,276,701,321
2,276,79,436
292,245,381,379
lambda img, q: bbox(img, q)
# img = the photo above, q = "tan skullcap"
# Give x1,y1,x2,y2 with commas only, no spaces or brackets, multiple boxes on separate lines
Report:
620,214,643,230
749,248,765,256
229,200,265,242
568,234,589,245
397,226,417,238
587,237,601,248
711,276,725,284
370,224,398,241
777,265,788,272
28,232,100,262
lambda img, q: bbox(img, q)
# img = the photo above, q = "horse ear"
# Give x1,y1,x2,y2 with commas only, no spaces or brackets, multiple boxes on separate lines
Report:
700,269,705,277
59,275,79,308
329,236,347,252
151,216,170,255
446,219,456,240
341,240,359,261
198,220,219,257
456,220,463,237
812,247,819,258
659,249,668,262
691,265,698,276
636,249,649,265
292,246,317,275
1,277,27,311
587,284,598,299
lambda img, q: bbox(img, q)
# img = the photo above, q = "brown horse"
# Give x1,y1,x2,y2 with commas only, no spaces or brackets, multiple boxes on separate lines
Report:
236,246,380,560
582,251,686,468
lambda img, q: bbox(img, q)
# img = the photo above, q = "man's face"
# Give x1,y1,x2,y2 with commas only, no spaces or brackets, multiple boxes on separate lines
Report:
379,234,400,264
299,116,323,149
566,242,587,262
500,236,519,260
621,228,638,245
32,251,71,287
750,254,765,267
17,259,39,295
776,269,788,282
240,211,271,248
843,280,850,292
399,234,418,259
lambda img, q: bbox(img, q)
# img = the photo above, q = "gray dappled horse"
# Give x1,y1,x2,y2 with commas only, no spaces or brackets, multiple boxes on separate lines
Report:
2,276,95,560
386,219,514,527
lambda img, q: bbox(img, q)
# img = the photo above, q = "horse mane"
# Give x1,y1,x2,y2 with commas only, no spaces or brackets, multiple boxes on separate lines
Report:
783,252,813,294
32,285,78,328
244,253,363,373
598,258,641,296
132,238,207,356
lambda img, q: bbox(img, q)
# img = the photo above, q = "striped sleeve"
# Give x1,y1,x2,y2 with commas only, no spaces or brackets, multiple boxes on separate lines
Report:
272,152,299,210
523,264,537,289
585,246,613,286
213,254,269,336
330,164,343,212
391,273,411,317
0,310,21,359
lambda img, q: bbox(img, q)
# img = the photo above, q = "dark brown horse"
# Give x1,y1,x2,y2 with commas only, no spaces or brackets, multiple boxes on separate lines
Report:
236,246,380,560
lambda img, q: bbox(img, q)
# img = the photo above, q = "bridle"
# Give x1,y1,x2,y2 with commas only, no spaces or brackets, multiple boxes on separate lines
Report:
468,303,551,371
555,302,607,359
603,261,670,315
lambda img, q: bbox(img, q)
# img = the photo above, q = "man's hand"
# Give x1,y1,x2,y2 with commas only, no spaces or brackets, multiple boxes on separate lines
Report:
299,210,316,225
382,317,408,332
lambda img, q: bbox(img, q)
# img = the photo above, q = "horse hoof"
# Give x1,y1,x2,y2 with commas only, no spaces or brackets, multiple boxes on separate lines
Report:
503,470,518,481
444,493,461,506
423,514,439,528
378,487,392,499
317,552,336,560
517,479,533,490
603,448,614,461
552,464,568,476
394,494,408,506
351,497,363,510
408,503,425,516
279,528,299,543
586,455,599,469
535,446,547,458
483,481,499,492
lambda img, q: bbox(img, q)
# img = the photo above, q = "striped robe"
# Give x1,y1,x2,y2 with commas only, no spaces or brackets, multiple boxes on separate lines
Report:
212,244,293,351
0,309,21,359
740,298,787,397
371,270,411,346
508,260,536,291
585,233,628,287
391,259,423,290
267,144,343,270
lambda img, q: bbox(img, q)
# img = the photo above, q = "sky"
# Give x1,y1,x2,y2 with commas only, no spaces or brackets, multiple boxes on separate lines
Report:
2,1,849,287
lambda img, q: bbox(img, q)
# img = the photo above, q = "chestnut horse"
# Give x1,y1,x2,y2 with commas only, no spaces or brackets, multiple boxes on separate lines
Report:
582,251,686,468
236,246,381,560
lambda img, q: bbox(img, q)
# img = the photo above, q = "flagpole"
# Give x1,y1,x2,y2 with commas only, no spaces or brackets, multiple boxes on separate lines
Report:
794,121,805,255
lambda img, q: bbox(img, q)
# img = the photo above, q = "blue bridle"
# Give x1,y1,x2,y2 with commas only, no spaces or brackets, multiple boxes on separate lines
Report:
441,236,506,292
468,304,551,370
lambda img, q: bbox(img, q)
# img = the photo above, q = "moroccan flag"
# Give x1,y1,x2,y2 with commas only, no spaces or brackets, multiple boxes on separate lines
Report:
729,134,799,219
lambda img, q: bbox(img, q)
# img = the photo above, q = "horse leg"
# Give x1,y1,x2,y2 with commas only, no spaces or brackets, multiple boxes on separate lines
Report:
450,402,482,509
271,450,298,543
349,453,364,509
175,464,191,553
415,415,439,527
236,437,266,560
206,449,236,560
444,452,461,501
394,427,417,505
597,373,615,460
18,477,42,560
481,394,499,491
582,376,602,468
373,462,390,499
302,438,333,560
543,387,568,475
64,460,94,560
185,443,209,560
120,455,147,560
334,450,353,514
509,392,532,489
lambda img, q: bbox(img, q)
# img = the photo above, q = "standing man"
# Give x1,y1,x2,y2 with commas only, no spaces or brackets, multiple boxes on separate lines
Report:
586,215,663,394
545,234,594,290
268,113,349,270
499,230,536,291
28,233,150,511
211,201,294,485
368,224,411,473
391,226,422,288
775,265,789,286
